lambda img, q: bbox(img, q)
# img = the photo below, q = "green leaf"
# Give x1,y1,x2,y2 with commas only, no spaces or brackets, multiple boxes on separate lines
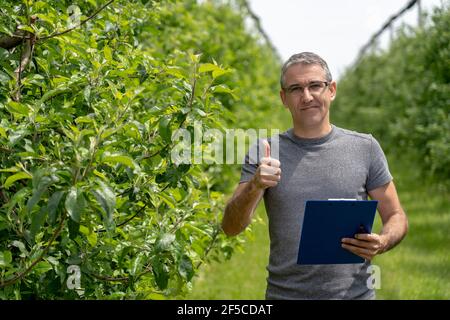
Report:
5,101,31,116
11,241,27,258
39,86,67,103
68,219,80,239
8,128,30,146
79,225,97,246
0,127,7,138
27,170,59,212
93,169,107,180
158,116,171,143
0,251,12,268
188,52,201,63
158,192,176,209
212,84,238,100
178,254,194,281
0,167,19,173
18,25,34,34
193,202,211,210
183,223,210,237
146,292,166,300
30,207,48,243
83,85,91,104
165,66,187,80
104,45,113,62
100,128,117,140
0,71,10,85
75,115,94,124
199,63,231,79
65,187,85,223
198,63,218,73
26,186,47,213
6,188,30,214
34,261,53,275
212,68,231,79
156,233,175,251
194,107,207,117
153,258,169,290
131,253,144,276
48,191,65,224
102,154,135,169
4,172,32,189
92,181,116,229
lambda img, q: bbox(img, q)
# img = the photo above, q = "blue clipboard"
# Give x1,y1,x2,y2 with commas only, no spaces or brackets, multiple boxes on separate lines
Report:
297,200,378,265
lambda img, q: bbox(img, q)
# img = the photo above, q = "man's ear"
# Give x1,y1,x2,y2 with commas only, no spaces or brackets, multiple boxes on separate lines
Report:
329,81,337,101
280,89,288,107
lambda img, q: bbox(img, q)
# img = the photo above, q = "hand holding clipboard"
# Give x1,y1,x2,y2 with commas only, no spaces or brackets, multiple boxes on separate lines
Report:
297,200,378,265
341,224,387,261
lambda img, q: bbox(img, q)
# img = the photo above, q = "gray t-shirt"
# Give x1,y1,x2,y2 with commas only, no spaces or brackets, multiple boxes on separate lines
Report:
240,125,393,300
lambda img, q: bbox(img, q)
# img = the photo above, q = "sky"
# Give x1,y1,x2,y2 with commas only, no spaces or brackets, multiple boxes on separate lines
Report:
247,0,446,79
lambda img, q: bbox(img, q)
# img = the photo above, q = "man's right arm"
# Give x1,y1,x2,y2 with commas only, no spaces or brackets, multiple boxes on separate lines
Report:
221,146,281,236
221,180,265,236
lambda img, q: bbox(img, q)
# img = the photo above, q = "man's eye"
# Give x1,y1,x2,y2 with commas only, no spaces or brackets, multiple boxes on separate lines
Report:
289,87,301,92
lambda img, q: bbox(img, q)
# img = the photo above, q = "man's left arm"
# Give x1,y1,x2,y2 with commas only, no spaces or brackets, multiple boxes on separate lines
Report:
341,181,408,260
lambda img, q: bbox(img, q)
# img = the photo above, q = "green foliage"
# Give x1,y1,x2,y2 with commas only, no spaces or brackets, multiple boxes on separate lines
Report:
333,5,450,186
0,0,285,299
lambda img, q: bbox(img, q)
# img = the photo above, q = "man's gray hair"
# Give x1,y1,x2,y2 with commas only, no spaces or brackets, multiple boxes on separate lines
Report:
280,52,332,88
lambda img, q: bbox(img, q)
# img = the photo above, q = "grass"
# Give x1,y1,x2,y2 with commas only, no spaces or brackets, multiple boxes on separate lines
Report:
185,153,450,299
372,154,450,299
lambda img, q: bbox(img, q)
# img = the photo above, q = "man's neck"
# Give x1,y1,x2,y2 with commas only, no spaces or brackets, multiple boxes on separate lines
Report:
293,123,332,139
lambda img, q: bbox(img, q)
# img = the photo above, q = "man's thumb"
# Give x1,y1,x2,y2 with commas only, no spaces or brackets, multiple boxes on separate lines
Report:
263,139,271,158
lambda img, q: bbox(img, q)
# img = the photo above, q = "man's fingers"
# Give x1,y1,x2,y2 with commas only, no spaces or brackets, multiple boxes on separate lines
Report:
341,243,373,260
261,175,281,183
261,157,281,168
354,233,374,241
341,237,370,248
260,165,281,176
262,180,279,187
269,158,280,168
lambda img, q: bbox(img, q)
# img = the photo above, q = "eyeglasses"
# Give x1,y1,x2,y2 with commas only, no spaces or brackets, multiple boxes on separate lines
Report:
283,81,329,97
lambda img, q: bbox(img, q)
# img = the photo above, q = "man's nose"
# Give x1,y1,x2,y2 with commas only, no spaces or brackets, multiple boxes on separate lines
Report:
301,88,314,102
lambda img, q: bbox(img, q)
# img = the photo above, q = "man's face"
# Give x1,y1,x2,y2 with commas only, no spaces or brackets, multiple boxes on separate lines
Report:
280,63,336,130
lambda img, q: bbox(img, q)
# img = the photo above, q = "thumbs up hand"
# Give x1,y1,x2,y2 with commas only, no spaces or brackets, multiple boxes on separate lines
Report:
251,139,281,190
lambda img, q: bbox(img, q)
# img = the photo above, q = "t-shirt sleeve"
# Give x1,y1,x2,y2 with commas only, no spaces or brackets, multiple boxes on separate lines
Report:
366,136,393,191
239,139,263,184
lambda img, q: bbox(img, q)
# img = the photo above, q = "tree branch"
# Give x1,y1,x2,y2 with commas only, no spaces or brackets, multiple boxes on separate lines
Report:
195,227,220,270
11,16,37,102
0,0,114,49
143,144,170,159
86,263,153,284
88,272,129,283
95,203,148,233
0,31,26,50
0,146,13,153
39,0,115,40
95,182,170,233
0,188,9,205
0,214,67,288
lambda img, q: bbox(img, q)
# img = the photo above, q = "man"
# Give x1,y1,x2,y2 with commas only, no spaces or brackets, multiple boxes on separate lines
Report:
221,52,408,299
